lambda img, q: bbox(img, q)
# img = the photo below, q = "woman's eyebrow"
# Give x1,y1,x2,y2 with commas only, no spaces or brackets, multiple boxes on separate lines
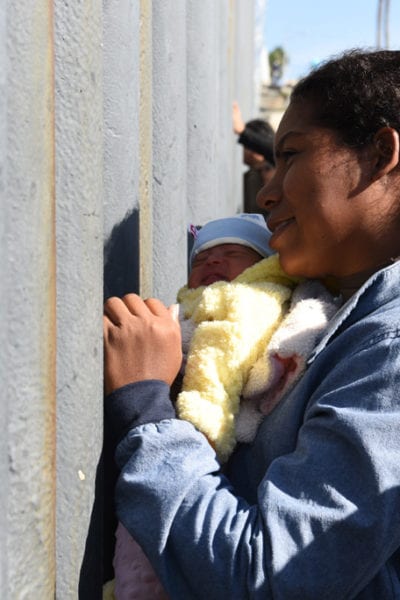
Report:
274,131,303,156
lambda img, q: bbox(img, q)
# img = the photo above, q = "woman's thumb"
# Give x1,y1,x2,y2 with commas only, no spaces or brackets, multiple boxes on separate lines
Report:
168,303,180,323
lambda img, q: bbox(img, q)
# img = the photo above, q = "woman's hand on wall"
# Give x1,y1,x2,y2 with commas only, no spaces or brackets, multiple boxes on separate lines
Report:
103,295,182,395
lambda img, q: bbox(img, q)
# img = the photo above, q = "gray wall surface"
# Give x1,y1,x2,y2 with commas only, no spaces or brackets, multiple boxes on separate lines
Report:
0,1,260,596
54,0,104,597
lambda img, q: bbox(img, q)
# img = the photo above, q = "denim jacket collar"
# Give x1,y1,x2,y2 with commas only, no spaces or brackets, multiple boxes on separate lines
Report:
308,260,400,364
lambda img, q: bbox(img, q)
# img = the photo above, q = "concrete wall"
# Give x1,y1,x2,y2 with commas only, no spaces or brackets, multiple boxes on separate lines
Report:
0,0,7,593
1,2,57,598
152,0,188,303
54,0,104,596
0,1,259,596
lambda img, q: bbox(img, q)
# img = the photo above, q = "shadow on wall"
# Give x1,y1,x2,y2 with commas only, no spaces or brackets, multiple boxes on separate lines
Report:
79,208,140,598
104,208,140,300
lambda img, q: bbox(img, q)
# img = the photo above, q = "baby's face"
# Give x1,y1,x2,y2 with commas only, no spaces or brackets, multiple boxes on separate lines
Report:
188,243,262,288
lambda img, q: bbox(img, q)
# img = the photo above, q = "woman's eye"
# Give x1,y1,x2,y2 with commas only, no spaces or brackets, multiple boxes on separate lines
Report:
281,149,297,161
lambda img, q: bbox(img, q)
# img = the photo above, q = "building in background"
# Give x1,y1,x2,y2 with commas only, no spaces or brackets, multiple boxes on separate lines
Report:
259,80,292,131
254,3,292,131
0,1,262,597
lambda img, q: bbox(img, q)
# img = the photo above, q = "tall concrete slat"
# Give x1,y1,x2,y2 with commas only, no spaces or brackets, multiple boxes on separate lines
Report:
226,0,244,214
54,0,104,596
139,0,154,300
151,0,188,304
216,0,239,215
103,1,140,301
231,0,258,212
233,0,256,126
0,1,7,595
103,3,140,240
186,0,221,227
3,2,56,597
102,1,141,588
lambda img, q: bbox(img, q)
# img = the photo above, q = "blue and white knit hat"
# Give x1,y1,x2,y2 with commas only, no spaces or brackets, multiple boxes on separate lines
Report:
189,213,273,268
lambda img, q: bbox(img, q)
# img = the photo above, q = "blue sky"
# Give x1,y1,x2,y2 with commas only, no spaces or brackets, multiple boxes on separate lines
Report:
264,0,400,82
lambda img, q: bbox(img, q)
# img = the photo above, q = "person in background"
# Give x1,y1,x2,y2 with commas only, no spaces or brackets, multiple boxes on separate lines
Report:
104,50,400,599
232,101,276,216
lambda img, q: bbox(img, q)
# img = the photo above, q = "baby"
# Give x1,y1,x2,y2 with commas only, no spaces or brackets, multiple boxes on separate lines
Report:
187,214,272,288
176,214,297,461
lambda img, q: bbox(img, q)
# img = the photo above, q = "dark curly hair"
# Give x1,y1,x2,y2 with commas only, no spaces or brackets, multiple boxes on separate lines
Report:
291,49,400,148
245,119,275,144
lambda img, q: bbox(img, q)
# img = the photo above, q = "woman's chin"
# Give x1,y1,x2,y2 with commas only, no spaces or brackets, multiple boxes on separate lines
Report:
277,253,317,279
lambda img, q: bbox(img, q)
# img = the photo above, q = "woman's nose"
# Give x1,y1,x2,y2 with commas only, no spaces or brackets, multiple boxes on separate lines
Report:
256,178,280,212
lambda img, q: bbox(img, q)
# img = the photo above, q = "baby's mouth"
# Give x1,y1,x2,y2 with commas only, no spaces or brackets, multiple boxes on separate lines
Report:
201,273,228,285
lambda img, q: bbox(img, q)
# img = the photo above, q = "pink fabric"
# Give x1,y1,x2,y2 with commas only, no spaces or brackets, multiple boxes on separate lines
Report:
113,522,169,600
258,353,302,414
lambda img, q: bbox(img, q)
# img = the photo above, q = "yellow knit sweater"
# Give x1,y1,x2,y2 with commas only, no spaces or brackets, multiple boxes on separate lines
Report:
176,254,299,463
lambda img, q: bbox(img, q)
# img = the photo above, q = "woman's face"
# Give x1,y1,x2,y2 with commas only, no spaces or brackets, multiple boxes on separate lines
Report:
257,100,384,280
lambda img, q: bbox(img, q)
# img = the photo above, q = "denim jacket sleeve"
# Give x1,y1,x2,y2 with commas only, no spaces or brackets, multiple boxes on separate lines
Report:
108,269,400,600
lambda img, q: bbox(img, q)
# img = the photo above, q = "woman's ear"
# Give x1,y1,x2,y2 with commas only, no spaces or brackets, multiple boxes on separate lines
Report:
371,127,400,181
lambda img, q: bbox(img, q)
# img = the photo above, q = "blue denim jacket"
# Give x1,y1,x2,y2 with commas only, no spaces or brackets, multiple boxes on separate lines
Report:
107,261,400,599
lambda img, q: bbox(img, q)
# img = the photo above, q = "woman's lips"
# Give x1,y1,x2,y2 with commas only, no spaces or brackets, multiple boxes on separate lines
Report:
269,217,296,240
